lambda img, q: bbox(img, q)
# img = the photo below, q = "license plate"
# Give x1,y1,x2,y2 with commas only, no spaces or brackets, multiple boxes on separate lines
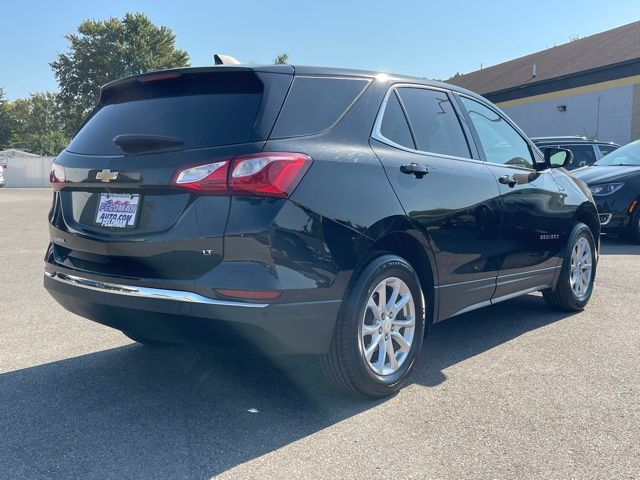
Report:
95,193,140,228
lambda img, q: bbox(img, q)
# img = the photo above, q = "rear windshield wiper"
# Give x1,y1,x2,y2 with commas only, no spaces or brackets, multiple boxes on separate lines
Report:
113,134,184,153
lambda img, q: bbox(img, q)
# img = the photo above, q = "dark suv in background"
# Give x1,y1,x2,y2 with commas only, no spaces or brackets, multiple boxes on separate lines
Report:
573,139,640,243
45,65,599,397
532,136,619,170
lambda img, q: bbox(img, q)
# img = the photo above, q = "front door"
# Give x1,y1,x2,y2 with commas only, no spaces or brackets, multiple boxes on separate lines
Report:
457,95,567,301
370,86,503,320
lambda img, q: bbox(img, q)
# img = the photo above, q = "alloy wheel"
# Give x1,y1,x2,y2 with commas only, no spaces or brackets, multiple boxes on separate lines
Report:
569,236,593,300
360,277,416,376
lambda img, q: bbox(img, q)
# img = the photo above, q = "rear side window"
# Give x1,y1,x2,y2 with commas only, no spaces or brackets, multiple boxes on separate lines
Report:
598,144,618,158
380,91,415,149
397,87,470,158
270,77,370,138
67,71,267,155
567,144,597,169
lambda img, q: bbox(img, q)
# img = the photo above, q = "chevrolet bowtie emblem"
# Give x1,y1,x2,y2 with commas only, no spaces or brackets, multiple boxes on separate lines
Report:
96,169,119,182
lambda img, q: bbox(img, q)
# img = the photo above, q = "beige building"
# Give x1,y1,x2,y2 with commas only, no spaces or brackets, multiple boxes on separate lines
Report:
448,21,640,145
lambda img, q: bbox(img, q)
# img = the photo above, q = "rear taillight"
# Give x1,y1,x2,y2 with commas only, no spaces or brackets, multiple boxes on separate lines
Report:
171,152,312,198
230,153,311,197
172,160,229,192
50,162,66,188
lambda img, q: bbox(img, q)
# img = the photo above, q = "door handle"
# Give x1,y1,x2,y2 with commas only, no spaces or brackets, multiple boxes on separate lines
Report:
498,175,518,188
400,163,429,179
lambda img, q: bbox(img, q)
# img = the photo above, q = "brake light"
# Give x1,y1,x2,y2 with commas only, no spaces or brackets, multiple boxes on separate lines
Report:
50,162,66,188
230,153,311,197
171,153,312,197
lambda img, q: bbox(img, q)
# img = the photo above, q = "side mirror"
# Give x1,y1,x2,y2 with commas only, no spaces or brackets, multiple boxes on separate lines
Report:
542,147,573,169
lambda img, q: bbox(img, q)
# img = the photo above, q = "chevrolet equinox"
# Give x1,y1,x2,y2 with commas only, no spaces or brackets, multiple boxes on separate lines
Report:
44,65,599,397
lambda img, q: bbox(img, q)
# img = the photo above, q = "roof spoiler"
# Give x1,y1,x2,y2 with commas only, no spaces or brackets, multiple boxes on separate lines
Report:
214,54,241,65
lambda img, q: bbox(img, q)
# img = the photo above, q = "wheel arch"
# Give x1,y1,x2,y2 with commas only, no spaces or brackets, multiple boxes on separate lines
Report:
574,202,600,250
358,229,438,325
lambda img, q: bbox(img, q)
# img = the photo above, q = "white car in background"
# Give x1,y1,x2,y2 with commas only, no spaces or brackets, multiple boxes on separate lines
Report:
0,166,5,188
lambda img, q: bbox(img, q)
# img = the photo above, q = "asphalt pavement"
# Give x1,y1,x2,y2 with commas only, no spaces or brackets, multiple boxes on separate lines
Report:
1,188,638,479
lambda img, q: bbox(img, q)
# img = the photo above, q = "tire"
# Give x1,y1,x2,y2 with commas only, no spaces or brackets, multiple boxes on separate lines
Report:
122,330,175,346
543,222,597,311
321,254,426,397
630,207,640,244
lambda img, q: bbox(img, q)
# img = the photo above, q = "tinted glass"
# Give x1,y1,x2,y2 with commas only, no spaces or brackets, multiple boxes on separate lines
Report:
380,91,415,149
271,77,369,138
598,144,618,157
68,72,265,155
594,139,640,166
461,97,533,168
397,88,470,158
566,145,596,169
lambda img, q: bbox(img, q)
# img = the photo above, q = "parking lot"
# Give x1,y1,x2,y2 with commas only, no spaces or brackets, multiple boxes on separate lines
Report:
0,187,638,479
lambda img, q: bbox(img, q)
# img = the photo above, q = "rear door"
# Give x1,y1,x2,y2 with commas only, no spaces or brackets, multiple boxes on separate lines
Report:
456,94,567,301
370,85,503,320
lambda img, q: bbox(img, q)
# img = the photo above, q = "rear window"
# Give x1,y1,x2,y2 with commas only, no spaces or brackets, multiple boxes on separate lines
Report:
67,71,266,155
270,76,370,138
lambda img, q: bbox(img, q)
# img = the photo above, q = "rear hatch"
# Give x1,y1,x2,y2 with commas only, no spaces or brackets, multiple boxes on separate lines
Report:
49,67,292,280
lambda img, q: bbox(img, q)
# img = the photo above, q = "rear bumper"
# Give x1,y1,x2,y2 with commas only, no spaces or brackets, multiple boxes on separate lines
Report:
44,270,341,355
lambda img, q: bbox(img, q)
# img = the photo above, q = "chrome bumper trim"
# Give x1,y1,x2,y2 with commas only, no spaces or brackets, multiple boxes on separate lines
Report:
45,271,268,308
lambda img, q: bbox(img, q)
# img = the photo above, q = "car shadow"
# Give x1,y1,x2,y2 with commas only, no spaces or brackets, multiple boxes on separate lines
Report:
414,293,575,387
0,294,572,478
599,236,640,255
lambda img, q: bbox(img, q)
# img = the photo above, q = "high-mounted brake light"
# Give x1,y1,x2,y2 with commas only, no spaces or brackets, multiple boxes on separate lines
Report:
171,152,312,197
49,162,66,188
137,71,183,83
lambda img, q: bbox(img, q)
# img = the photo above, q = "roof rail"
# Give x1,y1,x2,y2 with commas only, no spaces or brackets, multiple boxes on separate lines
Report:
531,135,588,141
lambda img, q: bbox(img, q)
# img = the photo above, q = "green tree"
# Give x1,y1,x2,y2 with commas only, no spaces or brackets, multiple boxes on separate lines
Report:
51,12,190,135
7,92,68,155
0,88,17,150
30,131,68,156
273,53,289,65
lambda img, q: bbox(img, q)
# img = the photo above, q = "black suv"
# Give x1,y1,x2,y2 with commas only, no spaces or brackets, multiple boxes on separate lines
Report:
45,65,599,397
573,139,640,242
532,136,619,170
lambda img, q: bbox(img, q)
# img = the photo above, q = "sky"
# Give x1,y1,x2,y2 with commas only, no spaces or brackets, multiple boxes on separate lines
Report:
1,0,639,100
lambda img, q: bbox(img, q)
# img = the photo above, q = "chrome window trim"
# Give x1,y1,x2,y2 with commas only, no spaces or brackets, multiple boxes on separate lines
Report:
371,83,481,165
45,271,269,308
